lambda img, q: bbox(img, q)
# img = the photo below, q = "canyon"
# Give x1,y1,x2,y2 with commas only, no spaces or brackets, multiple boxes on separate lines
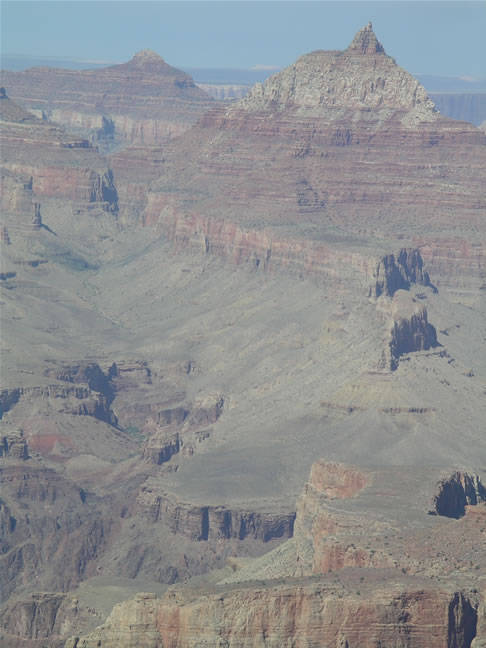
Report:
0,22,485,647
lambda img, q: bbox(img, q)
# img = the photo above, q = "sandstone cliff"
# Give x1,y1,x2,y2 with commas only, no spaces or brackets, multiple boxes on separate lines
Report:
66,584,479,648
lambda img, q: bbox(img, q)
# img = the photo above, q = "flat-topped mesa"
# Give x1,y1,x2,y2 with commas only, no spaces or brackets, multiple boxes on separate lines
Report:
236,23,437,122
346,21,386,55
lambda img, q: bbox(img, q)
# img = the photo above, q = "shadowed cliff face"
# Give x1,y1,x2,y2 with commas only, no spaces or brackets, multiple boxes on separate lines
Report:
387,290,438,368
431,473,486,519
372,249,433,298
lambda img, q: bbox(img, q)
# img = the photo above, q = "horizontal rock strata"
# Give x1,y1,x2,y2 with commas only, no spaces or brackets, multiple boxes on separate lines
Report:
1,50,216,147
65,584,478,648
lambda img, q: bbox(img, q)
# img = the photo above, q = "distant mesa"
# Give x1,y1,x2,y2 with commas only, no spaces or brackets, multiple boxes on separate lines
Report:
0,50,216,147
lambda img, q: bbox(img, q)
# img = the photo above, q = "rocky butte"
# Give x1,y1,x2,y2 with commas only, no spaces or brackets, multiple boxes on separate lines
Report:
0,23,485,647
145,22,486,301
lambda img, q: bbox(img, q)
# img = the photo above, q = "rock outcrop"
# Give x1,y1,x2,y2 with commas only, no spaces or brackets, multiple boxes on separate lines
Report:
142,394,225,463
431,472,486,518
0,382,116,427
64,461,486,646
388,290,438,367
0,464,110,603
65,585,478,648
2,23,486,645
0,430,28,459
0,592,76,642
136,482,295,543
238,21,435,122
307,460,369,499
0,90,118,249
371,248,432,298
31,202,42,229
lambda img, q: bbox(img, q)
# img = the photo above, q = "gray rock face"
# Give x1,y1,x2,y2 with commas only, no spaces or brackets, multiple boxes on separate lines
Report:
236,23,438,123
347,21,386,55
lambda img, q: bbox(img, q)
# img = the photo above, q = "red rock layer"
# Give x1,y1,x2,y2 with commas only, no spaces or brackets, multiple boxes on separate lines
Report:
66,584,478,648
308,460,369,499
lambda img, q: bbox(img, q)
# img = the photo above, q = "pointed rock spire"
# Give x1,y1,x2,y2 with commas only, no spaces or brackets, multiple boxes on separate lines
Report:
347,22,386,55
131,49,166,65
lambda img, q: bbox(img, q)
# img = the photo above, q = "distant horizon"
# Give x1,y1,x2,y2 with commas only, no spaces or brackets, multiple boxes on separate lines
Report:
2,51,486,81
1,2,485,79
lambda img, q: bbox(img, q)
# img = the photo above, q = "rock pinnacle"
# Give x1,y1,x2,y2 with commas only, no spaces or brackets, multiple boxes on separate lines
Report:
132,49,165,64
347,21,386,55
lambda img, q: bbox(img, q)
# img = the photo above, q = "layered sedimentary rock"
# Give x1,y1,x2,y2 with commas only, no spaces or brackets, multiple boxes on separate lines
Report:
371,249,432,298
136,480,295,543
0,88,117,251
142,23,486,296
1,50,215,147
66,585,479,648
0,381,116,429
291,462,486,578
141,394,225,463
66,461,486,648
2,24,486,645
0,592,78,644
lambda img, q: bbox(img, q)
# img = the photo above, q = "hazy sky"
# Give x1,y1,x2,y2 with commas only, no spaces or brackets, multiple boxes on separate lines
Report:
1,1,485,78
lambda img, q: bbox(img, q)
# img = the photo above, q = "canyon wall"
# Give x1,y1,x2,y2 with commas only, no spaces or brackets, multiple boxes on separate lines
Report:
136,483,295,544
65,581,479,648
